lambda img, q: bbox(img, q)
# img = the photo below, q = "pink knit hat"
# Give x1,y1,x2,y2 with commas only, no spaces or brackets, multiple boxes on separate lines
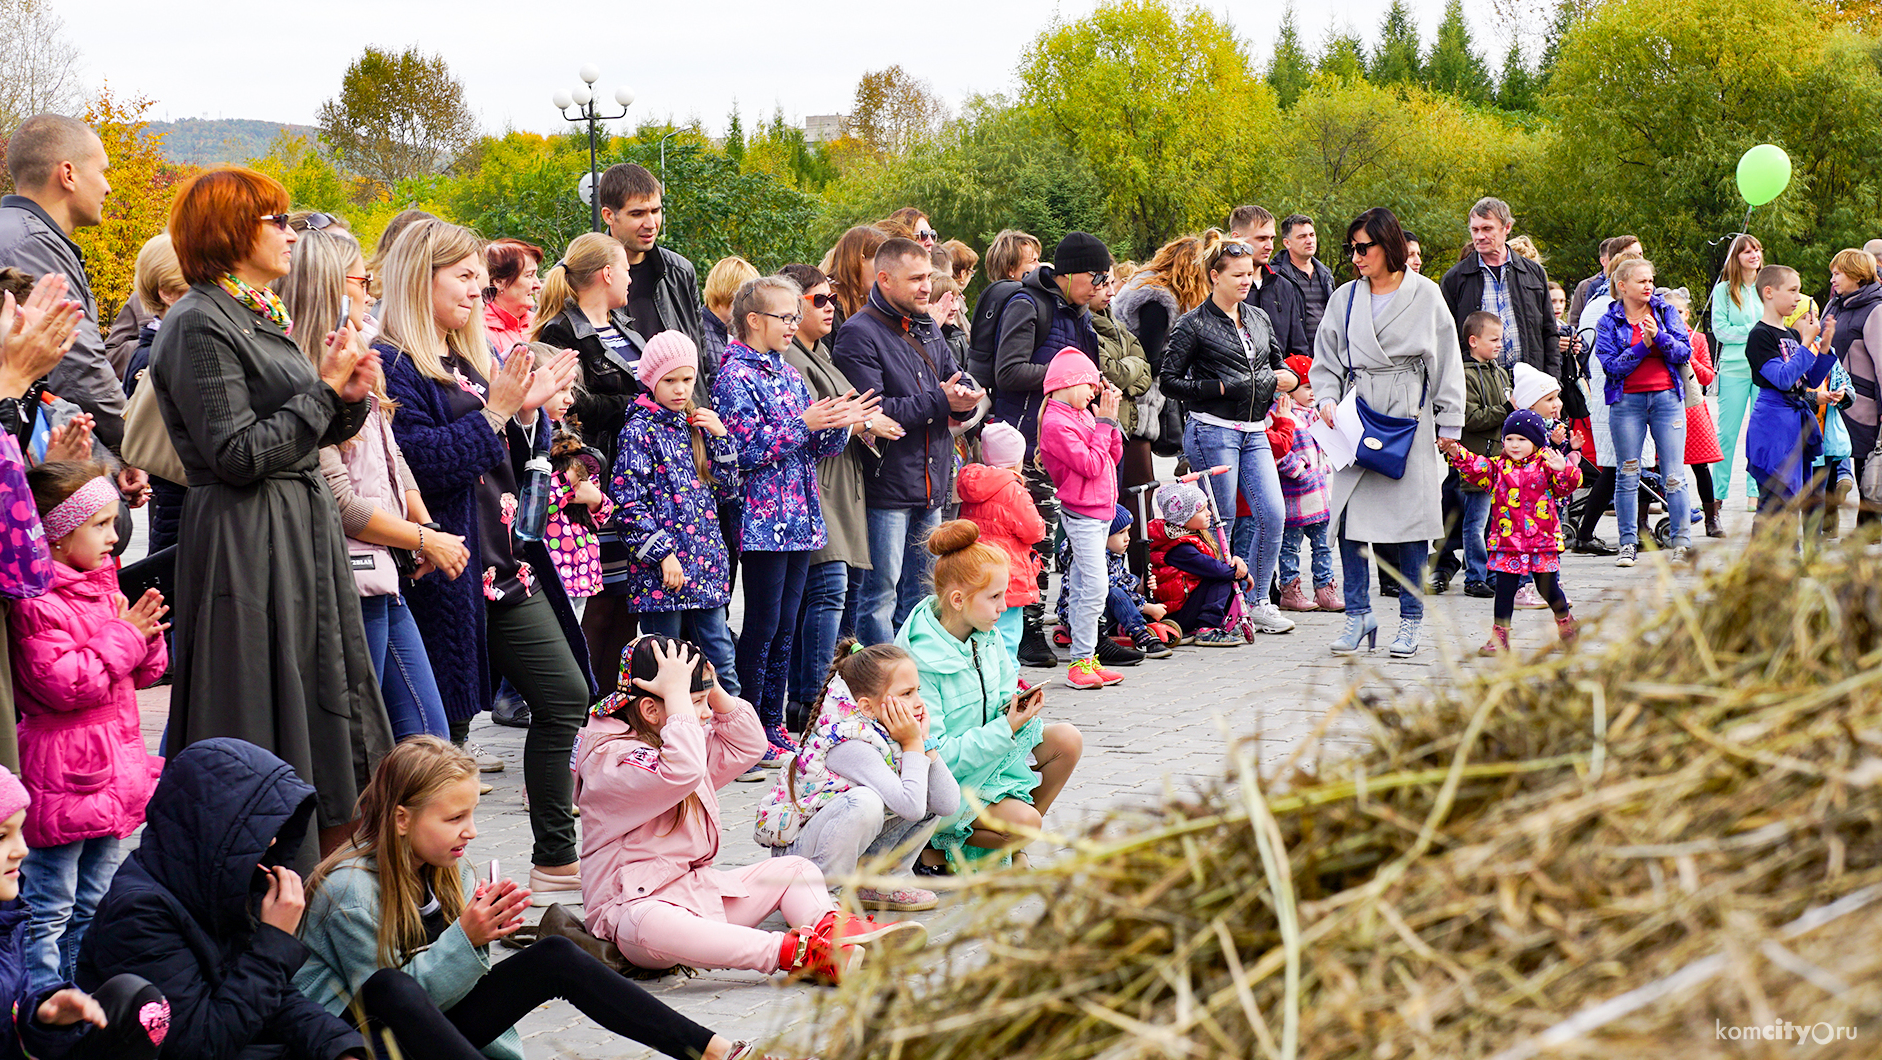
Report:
0,764,28,823
635,330,699,389
980,422,1026,468
1041,347,1102,393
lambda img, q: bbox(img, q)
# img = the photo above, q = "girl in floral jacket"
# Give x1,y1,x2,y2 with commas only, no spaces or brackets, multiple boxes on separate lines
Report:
1441,410,1582,656
611,333,743,693
710,279,874,756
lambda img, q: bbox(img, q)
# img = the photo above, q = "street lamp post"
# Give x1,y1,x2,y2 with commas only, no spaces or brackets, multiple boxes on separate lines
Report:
553,65,634,234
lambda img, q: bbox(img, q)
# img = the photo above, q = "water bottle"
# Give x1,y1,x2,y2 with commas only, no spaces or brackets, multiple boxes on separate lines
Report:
513,427,552,543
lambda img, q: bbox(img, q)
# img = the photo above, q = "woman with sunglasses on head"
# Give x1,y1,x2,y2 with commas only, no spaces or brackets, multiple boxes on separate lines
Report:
1308,207,1466,658
1159,231,1299,638
148,169,392,866
281,224,470,744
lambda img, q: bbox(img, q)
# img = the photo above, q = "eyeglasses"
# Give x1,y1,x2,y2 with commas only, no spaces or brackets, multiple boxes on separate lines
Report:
1346,239,1379,258
916,229,938,242
805,292,837,309
259,213,292,230
756,310,803,326
345,273,372,288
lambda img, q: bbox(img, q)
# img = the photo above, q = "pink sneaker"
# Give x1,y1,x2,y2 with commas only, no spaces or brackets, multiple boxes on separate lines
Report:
1514,584,1549,610
1066,657,1107,690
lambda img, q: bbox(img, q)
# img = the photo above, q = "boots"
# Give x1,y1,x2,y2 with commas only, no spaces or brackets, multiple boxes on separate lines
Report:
1017,604,1058,669
1387,616,1422,658
1556,613,1579,648
1702,497,1725,539
539,903,631,974
1478,624,1511,657
1314,582,1345,612
1329,613,1379,655
1277,578,1317,611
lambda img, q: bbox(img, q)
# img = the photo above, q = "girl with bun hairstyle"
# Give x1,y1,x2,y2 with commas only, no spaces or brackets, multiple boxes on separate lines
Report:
894,521,1082,872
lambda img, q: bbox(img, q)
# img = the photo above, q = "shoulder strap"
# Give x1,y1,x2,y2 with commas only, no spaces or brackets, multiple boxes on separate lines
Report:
859,304,941,375
1340,286,1358,383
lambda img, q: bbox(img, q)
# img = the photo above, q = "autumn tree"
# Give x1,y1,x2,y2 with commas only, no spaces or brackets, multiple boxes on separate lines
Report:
1021,0,1278,256
0,0,81,135
1425,0,1495,104
1267,8,1314,108
1318,28,1369,80
74,87,194,321
1370,0,1425,85
849,66,949,156
317,46,480,189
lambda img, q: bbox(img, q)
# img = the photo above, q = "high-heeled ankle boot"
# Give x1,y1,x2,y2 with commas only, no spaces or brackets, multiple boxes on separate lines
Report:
1329,612,1379,655
1388,616,1422,658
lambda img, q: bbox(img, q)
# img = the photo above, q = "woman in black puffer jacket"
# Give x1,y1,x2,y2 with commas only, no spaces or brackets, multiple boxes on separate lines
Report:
1159,231,1299,636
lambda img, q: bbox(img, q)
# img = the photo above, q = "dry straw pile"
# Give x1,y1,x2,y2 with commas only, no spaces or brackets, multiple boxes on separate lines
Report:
805,536,1882,1059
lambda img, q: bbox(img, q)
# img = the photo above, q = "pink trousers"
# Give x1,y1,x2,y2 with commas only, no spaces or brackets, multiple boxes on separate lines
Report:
612,856,834,973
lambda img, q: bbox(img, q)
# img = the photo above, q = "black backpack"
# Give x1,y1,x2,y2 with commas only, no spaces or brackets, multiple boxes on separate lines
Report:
967,279,1054,397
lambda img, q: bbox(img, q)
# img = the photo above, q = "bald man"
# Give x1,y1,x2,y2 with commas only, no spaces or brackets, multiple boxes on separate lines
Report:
1866,238,1882,270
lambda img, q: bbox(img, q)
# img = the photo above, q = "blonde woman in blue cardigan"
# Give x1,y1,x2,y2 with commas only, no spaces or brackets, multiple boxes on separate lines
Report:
293,738,766,1060
1710,234,1764,508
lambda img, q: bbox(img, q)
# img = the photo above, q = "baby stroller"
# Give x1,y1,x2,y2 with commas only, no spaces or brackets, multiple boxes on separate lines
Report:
1565,467,1678,549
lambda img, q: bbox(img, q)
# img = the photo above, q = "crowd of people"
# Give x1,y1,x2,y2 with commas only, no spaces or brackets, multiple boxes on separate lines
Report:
0,107,1871,1058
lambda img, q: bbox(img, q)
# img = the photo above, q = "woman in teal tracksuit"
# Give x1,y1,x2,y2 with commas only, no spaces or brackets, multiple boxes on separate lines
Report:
1710,234,1764,505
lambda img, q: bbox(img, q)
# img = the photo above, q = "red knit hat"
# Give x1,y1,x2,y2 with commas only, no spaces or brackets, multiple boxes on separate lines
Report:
1284,355,1315,384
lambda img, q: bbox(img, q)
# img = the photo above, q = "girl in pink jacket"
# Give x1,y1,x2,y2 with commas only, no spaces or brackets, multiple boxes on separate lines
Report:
1440,410,1582,656
9,461,166,993
1035,347,1125,690
573,637,925,985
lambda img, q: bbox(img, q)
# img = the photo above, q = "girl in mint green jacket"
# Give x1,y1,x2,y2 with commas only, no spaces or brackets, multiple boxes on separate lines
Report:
1711,234,1765,504
895,521,1083,870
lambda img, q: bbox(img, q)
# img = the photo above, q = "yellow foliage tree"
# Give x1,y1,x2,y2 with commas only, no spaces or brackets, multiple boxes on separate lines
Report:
73,84,192,321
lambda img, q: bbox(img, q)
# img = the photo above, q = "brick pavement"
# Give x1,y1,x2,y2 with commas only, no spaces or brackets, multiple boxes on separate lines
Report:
128,504,1766,1057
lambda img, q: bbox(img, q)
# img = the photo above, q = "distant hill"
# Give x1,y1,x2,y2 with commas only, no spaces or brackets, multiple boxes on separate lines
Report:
143,118,321,167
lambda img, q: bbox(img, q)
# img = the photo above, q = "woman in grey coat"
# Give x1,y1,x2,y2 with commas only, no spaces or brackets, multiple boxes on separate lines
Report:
1310,208,1466,658
151,168,391,866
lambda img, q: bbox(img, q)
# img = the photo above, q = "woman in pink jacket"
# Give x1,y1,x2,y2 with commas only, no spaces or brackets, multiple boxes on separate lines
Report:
9,461,167,994
573,637,924,985
1036,347,1126,690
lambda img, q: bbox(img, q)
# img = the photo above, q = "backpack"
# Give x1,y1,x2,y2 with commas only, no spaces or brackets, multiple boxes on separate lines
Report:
968,279,1054,397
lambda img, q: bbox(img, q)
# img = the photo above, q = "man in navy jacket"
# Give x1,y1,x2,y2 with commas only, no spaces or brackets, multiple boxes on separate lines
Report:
832,238,984,643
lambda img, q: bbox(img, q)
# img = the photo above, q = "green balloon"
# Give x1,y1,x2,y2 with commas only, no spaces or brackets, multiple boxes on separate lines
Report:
1736,144,1791,207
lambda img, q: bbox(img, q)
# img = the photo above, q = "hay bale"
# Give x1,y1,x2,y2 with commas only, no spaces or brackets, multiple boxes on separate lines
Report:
799,534,1882,1059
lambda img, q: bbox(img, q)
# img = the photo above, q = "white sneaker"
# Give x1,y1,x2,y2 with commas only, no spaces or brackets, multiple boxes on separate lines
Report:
1244,601,1296,634
460,741,504,773
1513,584,1548,610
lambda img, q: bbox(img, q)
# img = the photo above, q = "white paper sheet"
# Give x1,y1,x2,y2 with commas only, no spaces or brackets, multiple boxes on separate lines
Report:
1307,389,1364,471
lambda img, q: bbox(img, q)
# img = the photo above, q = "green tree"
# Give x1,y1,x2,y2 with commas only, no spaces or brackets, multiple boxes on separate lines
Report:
1496,42,1540,111
724,105,745,166
742,111,840,192
1020,0,1278,256
1370,0,1426,85
1318,28,1369,80
1267,8,1314,108
316,46,480,189
1534,0,1882,285
1425,0,1494,103
246,132,360,211
850,66,949,156
74,86,196,321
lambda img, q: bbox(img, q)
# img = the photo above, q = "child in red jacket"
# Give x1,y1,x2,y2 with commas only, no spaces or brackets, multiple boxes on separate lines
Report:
1146,482,1247,647
955,423,1044,669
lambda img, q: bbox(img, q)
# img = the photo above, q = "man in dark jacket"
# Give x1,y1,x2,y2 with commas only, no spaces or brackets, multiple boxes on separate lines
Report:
1229,205,1309,357
993,231,1109,666
832,237,983,644
77,739,367,1060
1275,214,1335,342
1438,197,1560,379
597,164,708,398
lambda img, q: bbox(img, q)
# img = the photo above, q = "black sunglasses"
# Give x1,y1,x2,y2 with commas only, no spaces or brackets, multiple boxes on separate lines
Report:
805,292,837,309
1218,243,1255,257
1346,239,1379,257
259,213,291,230
916,229,938,242
296,212,339,232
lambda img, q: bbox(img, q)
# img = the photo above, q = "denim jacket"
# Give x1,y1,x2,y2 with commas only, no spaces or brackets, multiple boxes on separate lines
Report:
710,340,849,552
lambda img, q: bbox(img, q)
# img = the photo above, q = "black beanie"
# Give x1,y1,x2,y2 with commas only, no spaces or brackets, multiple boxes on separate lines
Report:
1054,231,1113,276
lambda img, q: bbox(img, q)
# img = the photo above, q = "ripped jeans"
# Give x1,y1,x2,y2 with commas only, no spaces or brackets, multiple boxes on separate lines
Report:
1609,388,1691,548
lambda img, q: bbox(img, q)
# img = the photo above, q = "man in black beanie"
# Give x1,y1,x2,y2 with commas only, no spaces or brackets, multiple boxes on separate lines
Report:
991,231,1124,670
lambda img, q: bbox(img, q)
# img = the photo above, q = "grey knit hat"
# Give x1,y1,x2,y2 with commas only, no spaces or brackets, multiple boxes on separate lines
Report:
1156,482,1208,527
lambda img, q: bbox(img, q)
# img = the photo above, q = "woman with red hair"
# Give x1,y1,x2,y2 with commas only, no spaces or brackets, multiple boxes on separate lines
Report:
148,167,391,866
483,237,543,363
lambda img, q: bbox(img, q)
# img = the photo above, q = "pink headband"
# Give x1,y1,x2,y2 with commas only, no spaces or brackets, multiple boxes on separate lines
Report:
42,476,117,542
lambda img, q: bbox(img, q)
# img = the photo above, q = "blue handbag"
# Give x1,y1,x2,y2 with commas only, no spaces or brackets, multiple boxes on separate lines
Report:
1339,288,1426,480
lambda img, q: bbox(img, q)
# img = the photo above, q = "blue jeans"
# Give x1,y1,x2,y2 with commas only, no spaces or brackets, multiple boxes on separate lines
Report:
359,593,449,741
22,836,122,994
1279,521,1334,589
1610,389,1691,547
1462,489,1492,584
1338,515,1428,620
1060,509,1111,660
859,505,942,645
1182,420,1284,606
996,605,1024,669
737,550,811,729
639,607,739,697
1106,585,1149,635
789,560,864,704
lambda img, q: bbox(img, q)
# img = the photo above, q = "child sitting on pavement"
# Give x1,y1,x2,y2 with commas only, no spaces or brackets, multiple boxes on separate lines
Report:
1053,506,1172,659
1146,482,1247,647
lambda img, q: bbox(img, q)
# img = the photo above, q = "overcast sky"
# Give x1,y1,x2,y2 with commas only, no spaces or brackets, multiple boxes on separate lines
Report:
66,0,1514,136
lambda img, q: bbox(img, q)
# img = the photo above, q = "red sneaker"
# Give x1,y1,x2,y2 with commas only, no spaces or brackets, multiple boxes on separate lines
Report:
776,923,861,985
813,910,928,956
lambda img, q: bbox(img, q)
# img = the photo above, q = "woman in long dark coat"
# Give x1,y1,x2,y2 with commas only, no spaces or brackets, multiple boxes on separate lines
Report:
150,168,390,865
